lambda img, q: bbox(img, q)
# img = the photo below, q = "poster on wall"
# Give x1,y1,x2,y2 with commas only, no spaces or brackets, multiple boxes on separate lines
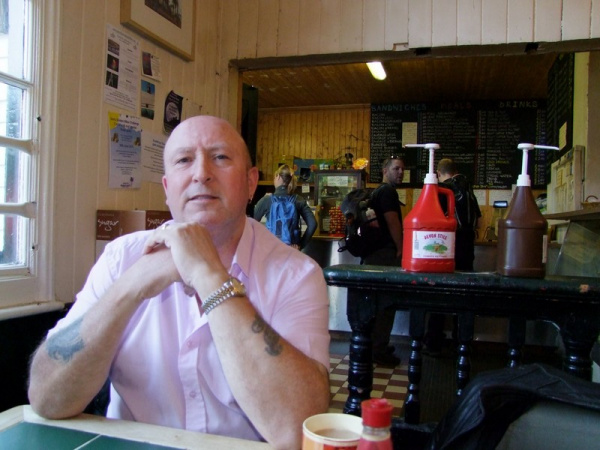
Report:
163,90,183,134
142,131,166,184
104,24,140,112
142,51,162,81
141,80,156,119
108,112,142,189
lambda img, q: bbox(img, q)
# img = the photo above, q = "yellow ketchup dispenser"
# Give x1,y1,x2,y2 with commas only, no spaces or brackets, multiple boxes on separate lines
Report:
402,143,457,273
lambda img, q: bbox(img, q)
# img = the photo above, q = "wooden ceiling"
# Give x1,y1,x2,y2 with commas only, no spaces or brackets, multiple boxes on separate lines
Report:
241,53,559,109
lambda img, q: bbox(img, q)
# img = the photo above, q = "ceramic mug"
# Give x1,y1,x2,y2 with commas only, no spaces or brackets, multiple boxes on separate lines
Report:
302,413,362,449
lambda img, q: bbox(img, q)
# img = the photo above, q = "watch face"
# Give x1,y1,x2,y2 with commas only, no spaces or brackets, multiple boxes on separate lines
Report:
231,277,246,296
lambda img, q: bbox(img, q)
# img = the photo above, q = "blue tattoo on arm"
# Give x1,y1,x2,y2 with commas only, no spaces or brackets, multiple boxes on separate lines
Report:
46,317,85,362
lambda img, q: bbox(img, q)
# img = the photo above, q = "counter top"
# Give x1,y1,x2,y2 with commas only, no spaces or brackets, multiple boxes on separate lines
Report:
323,264,600,297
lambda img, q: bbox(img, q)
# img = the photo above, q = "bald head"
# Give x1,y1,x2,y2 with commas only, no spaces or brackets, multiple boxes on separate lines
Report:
164,116,252,169
161,115,258,227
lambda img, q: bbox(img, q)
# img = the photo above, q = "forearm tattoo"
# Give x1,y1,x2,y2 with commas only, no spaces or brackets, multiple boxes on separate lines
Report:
46,317,85,363
251,314,283,356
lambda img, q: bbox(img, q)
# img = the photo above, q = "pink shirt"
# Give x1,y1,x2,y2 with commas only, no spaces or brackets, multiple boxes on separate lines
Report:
49,218,330,441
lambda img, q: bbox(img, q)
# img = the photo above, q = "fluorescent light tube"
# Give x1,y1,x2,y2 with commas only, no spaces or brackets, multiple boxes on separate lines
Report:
367,61,387,80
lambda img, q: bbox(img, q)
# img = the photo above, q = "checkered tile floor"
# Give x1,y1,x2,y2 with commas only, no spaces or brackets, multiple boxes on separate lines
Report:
328,353,409,417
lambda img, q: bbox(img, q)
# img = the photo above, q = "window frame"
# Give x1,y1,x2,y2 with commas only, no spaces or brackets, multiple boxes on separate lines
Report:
0,0,61,317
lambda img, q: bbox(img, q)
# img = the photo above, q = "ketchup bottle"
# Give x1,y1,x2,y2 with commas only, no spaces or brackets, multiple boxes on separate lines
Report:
357,399,393,450
402,143,457,273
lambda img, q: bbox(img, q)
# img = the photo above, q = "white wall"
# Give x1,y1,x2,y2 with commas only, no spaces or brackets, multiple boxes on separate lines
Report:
53,0,600,302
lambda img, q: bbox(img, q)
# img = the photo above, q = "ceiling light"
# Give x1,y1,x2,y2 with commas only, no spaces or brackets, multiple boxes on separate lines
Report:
367,61,387,80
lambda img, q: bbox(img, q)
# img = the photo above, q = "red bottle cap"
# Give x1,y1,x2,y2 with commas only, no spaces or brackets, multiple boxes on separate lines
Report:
361,398,393,427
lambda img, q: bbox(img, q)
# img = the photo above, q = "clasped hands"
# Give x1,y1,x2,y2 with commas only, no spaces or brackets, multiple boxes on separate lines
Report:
137,222,227,301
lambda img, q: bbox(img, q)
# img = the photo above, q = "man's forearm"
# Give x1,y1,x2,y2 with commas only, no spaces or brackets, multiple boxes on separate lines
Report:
28,277,143,418
207,297,330,449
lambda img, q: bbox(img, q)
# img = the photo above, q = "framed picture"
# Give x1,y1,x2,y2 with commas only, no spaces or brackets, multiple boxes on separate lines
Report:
120,0,195,61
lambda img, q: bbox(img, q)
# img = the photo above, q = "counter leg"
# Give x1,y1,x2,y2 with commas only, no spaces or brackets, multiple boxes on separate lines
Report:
560,313,600,380
405,308,426,424
345,288,377,416
456,311,474,396
507,316,526,368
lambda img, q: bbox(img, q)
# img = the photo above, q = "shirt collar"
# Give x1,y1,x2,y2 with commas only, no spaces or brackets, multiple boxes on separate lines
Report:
229,218,253,282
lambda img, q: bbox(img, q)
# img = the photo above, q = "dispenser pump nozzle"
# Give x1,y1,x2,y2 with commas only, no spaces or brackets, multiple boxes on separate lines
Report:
404,143,440,184
516,143,559,187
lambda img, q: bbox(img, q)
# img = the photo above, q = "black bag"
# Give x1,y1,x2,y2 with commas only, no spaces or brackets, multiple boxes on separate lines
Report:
441,175,480,230
337,188,381,258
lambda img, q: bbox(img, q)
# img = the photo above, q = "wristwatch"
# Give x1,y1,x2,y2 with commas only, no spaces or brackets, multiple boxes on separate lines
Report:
202,277,246,315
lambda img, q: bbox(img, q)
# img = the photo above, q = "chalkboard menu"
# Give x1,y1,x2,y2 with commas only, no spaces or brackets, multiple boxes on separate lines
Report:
545,53,574,178
370,100,547,189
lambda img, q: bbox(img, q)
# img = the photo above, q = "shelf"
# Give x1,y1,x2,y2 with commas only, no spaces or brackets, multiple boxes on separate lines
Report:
544,207,600,221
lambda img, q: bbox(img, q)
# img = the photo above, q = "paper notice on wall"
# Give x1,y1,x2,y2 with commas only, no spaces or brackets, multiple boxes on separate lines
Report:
183,98,203,120
142,51,162,81
474,189,487,207
402,122,418,145
141,80,156,120
396,189,407,206
104,24,140,112
108,112,142,189
142,131,166,184
489,189,512,205
164,90,184,135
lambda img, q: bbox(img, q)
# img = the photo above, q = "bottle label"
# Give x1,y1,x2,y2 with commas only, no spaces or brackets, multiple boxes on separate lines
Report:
411,231,455,259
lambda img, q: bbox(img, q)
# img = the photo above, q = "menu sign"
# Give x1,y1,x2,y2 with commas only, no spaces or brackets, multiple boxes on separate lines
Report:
370,100,547,189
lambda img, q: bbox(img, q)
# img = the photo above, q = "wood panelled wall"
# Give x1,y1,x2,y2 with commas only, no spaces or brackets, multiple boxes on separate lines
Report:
256,106,371,180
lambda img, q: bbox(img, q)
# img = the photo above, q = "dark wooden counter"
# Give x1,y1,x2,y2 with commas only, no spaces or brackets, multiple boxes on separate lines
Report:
323,264,600,423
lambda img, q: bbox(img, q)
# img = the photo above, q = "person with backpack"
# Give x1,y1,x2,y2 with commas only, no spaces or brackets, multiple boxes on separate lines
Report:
424,158,482,355
362,156,406,366
253,164,317,250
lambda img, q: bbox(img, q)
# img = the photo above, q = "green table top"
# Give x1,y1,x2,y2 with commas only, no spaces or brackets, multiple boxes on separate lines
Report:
0,422,178,449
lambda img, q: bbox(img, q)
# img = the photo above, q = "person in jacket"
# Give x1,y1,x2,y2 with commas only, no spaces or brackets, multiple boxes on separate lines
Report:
253,164,317,250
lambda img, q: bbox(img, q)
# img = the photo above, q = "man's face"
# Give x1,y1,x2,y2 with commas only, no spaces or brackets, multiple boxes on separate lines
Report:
384,159,405,187
162,116,258,229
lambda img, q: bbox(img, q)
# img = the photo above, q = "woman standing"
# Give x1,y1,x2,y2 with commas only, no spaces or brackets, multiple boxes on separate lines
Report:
254,165,317,250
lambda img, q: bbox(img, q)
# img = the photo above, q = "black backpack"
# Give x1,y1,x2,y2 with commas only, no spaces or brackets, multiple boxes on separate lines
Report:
337,188,381,258
440,175,480,230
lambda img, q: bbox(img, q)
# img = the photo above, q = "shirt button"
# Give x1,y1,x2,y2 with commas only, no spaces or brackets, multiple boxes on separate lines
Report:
190,391,197,398
187,341,193,349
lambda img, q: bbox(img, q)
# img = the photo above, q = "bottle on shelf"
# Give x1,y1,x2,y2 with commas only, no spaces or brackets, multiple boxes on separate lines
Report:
357,398,393,450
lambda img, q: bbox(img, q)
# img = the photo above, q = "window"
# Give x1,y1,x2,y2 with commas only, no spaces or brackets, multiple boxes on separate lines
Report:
0,0,57,312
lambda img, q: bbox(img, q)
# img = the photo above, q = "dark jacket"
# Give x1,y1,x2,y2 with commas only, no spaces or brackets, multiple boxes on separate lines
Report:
426,363,600,449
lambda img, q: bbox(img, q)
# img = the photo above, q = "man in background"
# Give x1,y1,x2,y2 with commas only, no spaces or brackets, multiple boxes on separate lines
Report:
424,158,481,354
28,116,330,449
363,156,405,366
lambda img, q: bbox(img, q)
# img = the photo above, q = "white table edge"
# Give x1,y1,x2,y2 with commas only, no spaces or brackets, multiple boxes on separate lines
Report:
0,405,271,449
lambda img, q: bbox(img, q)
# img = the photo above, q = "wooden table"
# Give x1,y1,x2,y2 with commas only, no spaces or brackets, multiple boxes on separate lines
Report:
323,264,600,424
0,405,270,449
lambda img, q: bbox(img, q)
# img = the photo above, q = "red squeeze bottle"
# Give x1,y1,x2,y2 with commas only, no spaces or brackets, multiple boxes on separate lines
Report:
358,399,393,450
402,143,457,273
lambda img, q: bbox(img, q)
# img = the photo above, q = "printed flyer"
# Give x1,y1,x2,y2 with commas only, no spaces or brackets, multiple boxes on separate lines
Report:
108,112,142,189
